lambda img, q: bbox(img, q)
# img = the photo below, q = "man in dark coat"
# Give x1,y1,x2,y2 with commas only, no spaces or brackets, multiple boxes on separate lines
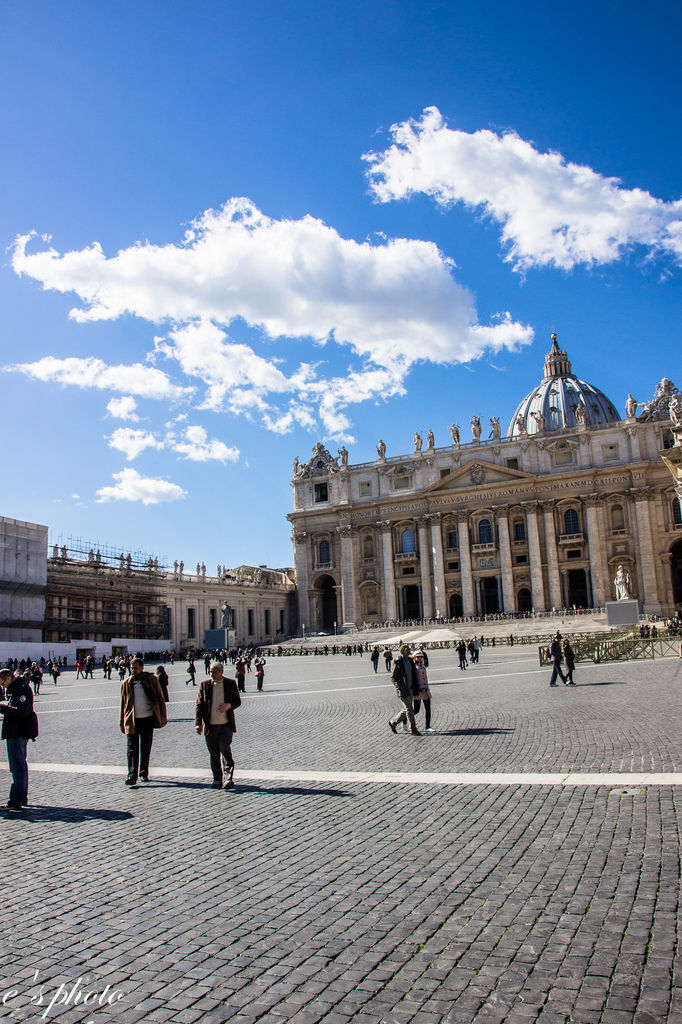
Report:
195,663,242,789
0,667,36,810
548,633,567,686
388,645,421,735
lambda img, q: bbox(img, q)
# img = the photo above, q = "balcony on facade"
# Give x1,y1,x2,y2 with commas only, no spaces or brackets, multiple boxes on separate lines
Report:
394,552,419,562
313,561,335,571
471,542,497,554
558,532,585,545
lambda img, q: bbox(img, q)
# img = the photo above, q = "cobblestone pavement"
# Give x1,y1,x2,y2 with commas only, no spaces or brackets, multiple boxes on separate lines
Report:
0,649,680,1024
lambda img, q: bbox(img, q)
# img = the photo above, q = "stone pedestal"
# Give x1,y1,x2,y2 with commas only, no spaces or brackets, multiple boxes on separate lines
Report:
606,600,639,628
204,627,236,650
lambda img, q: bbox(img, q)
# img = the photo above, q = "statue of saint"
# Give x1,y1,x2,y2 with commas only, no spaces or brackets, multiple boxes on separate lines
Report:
614,564,632,601
426,428,435,449
470,416,482,442
52,544,59,558
530,410,545,432
573,403,586,425
178,560,184,575
515,414,527,435
669,394,682,446
293,456,302,478
413,431,423,453
338,445,349,467
626,393,638,419
449,423,460,447
220,602,232,628
489,416,501,440
376,439,386,459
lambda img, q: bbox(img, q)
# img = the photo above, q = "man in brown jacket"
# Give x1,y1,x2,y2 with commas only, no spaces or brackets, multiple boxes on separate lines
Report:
195,663,241,790
120,658,167,786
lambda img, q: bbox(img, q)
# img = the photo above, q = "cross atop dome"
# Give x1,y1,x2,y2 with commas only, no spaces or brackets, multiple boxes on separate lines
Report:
543,330,573,379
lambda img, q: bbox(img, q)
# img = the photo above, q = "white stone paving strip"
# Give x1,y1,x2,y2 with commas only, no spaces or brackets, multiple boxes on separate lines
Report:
4,763,682,786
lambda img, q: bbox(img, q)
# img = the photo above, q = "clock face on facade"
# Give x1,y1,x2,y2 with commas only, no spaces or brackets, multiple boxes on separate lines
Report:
316,460,324,469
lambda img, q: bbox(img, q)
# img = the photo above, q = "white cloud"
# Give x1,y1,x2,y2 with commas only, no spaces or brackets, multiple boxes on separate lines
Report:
107,427,164,461
8,355,189,400
9,198,534,438
96,468,186,505
171,425,239,463
364,106,682,271
106,395,139,421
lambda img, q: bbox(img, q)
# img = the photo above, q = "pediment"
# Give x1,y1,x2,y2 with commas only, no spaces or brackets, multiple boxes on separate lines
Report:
424,459,536,494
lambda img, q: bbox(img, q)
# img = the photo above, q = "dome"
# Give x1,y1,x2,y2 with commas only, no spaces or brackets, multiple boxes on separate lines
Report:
508,333,621,437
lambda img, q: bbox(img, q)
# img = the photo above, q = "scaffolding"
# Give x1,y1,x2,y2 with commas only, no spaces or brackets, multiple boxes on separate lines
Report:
46,536,169,643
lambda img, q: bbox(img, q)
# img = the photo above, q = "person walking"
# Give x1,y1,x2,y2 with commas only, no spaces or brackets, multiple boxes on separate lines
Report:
456,639,468,671
156,665,170,702
412,650,433,732
186,658,197,686
119,658,167,785
388,645,421,735
195,662,242,790
235,656,246,693
371,647,380,673
0,667,38,811
547,634,567,686
562,639,576,685
383,647,393,671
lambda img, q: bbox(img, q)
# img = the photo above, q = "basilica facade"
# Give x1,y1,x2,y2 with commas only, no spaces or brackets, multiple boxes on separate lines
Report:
288,336,682,630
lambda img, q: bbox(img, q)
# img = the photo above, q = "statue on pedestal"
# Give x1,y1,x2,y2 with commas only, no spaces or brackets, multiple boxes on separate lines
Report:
220,602,232,628
470,416,482,442
626,393,638,420
413,431,423,453
376,439,386,459
489,416,501,440
338,445,349,467
614,564,632,600
426,428,435,450
449,423,460,447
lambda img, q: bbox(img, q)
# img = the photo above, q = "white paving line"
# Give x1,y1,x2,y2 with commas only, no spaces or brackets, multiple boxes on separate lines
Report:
5,763,681,786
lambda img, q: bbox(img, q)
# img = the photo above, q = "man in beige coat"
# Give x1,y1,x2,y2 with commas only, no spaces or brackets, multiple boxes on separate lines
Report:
120,658,167,786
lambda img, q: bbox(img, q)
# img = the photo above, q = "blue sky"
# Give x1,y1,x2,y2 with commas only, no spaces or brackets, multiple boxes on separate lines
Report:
2,0,680,571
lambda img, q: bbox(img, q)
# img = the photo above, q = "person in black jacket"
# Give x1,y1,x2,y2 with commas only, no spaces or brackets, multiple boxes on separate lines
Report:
0,668,35,811
195,663,242,789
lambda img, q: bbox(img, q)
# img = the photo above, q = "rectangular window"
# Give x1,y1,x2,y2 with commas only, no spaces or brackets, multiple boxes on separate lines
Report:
440,468,450,479
567,549,581,559
402,567,415,575
264,609,271,635
359,481,372,496
602,443,619,462
514,521,526,542
279,609,285,634
393,476,411,490
515,555,528,565
314,482,328,503
187,608,196,638
506,458,519,470
447,561,460,571
447,530,458,549
554,450,574,466
247,609,255,636
209,608,217,630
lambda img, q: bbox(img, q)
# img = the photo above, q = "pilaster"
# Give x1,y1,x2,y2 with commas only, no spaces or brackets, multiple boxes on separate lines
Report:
631,487,662,614
584,496,605,607
380,523,397,620
293,531,310,628
524,502,546,611
496,508,515,612
540,501,562,610
417,518,434,618
428,513,447,618
336,525,356,628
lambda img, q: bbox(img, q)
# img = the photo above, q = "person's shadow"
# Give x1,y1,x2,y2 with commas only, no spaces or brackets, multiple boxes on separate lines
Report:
0,806,134,822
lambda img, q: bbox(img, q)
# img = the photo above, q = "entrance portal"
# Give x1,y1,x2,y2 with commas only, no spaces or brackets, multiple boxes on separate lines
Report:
316,575,338,631
671,540,682,607
517,587,532,612
449,593,463,618
480,577,500,614
567,569,589,608
401,584,421,620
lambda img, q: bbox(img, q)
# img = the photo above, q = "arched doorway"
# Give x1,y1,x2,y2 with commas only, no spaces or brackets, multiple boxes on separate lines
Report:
517,587,532,612
567,569,589,608
315,575,337,631
671,540,682,607
480,577,500,614
449,593,463,618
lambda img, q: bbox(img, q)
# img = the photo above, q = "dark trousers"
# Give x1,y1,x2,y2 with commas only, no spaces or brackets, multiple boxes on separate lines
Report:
237,674,245,692
6,737,28,805
126,717,155,780
413,698,431,729
205,724,234,784
549,661,567,685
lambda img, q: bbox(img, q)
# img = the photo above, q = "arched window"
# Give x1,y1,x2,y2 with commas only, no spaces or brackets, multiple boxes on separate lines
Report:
363,534,374,558
564,508,580,535
513,519,526,542
447,530,458,549
401,529,415,554
611,504,625,531
319,540,330,564
478,519,492,544
674,497,682,525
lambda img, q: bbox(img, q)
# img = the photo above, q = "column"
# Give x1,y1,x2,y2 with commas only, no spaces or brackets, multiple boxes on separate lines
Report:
524,502,546,611
631,488,662,615
336,525,357,629
417,518,434,619
561,569,569,607
541,501,563,610
428,513,447,619
380,524,398,620
293,531,310,630
584,496,605,607
456,513,475,616
496,508,515,612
